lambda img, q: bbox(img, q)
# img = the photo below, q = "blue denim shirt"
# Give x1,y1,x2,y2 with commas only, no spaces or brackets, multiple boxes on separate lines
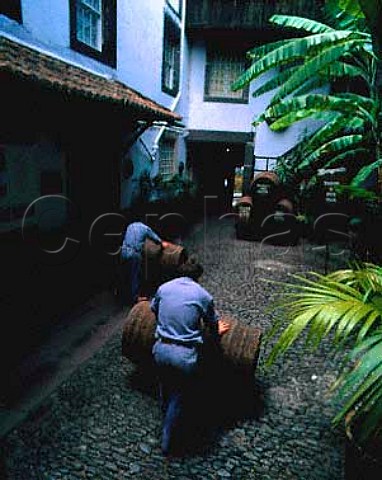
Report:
121,222,162,260
151,277,219,345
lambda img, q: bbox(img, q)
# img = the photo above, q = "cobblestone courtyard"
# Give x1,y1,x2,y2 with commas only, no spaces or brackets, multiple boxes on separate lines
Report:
2,218,348,479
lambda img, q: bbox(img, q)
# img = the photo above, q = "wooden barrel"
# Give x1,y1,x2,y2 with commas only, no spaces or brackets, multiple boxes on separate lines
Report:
143,239,162,260
122,301,262,374
235,196,253,239
252,171,280,186
144,239,188,268
275,198,294,214
160,242,188,268
236,195,253,206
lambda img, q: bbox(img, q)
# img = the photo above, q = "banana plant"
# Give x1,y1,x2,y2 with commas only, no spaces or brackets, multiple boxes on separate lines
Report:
232,0,382,188
266,263,382,444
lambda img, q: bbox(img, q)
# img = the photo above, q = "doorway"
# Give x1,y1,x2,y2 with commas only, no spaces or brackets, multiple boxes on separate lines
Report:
188,141,245,215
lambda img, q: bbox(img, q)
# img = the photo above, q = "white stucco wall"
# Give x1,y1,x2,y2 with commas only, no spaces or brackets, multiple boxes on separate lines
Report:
187,40,255,133
22,0,70,48
187,40,325,158
0,1,187,114
1,1,189,210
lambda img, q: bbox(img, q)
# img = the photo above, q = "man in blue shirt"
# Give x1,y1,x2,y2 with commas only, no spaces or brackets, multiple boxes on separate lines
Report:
121,221,168,305
151,257,230,455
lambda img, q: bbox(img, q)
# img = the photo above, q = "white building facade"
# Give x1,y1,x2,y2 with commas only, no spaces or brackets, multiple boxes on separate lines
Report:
0,0,326,217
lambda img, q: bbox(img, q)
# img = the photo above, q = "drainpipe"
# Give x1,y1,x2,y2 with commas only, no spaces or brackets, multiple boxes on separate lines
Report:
151,0,187,161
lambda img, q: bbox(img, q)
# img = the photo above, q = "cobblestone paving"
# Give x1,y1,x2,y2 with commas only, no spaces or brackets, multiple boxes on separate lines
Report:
3,218,348,479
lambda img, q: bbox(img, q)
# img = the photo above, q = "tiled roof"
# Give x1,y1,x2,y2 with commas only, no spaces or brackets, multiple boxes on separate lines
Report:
0,36,181,122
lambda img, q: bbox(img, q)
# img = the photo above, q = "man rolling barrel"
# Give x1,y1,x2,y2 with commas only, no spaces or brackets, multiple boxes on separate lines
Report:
150,256,230,456
121,220,169,305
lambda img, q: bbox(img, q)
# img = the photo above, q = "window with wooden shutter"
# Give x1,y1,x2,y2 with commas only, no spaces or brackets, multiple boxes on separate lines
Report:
204,47,249,103
0,0,22,23
70,0,116,67
162,13,181,97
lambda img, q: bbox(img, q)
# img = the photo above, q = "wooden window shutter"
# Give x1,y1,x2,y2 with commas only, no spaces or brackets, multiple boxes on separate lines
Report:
102,0,117,68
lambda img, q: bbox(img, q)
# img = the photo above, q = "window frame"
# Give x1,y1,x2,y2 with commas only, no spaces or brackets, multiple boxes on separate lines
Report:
166,0,182,17
161,13,181,97
159,139,176,181
0,0,22,23
69,0,117,68
204,47,249,104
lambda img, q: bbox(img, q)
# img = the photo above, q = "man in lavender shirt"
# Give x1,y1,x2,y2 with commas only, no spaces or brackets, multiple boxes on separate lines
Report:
121,220,168,305
151,257,230,455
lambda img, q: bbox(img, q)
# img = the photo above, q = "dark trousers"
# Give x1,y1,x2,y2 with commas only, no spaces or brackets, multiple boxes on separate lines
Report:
119,253,141,305
152,341,199,455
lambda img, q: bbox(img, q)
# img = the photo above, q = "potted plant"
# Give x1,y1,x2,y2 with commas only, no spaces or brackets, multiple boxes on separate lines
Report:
265,263,382,477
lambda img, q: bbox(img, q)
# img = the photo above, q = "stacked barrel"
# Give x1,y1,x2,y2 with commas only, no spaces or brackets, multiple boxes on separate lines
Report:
235,171,297,243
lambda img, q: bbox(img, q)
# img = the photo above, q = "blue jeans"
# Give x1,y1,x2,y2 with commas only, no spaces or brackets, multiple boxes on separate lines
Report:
152,341,199,455
121,251,141,304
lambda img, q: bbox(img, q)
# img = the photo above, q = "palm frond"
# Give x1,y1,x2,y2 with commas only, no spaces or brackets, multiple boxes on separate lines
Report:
259,94,371,127
269,15,336,34
332,330,382,443
247,38,296,60
304,114,365,152
250,66,300,99
319,60,369,81
351,158,382,186
323,148,369,169
232,31,355,91
271,39,367,104
265,270,382,367
298,134,364,169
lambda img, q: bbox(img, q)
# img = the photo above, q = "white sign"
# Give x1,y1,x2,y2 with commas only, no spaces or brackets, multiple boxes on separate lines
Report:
317,167,347,176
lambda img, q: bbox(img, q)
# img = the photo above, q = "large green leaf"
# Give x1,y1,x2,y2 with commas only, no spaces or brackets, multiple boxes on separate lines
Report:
326,0,367,30
263,108,335,131
269,15,336,34
323,148,369,169
298,134,364,169
265,269,382,368
271,39,367,104
232,31,355,91
337,0,365,18
351,158,382,186
251,66,300,99
319,60,369,81
247,38,296,60
332,331,382,442
336,92,378,123
305,115,365,152
260,93,375,129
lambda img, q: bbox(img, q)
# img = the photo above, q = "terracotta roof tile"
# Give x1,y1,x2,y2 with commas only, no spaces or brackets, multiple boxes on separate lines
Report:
0,36,181,122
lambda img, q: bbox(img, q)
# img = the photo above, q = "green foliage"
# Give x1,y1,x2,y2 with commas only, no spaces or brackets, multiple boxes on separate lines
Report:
335,184,378,200
266,263,382,443
233,3,382,187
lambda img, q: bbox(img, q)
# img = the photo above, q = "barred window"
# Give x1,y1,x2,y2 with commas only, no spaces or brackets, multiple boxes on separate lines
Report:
162,14,181,96
159,141,176,180
205,48,249,103
70,0,116,67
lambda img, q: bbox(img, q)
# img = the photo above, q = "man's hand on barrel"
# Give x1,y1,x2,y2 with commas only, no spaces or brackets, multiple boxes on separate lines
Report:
218,320,230,336
161,241,170,249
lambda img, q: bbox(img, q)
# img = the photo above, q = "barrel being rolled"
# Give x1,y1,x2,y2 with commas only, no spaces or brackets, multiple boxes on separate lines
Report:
142,239,188,292
122,301,262,375
144,239,188,269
